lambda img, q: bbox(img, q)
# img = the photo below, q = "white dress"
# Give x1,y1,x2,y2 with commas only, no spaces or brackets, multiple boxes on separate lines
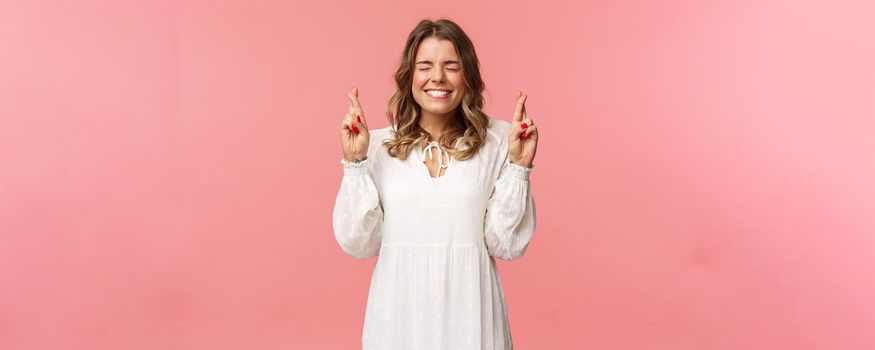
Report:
332,117,536,350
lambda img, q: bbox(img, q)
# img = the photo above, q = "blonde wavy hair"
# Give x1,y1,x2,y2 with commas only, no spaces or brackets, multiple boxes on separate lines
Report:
382,18,489,161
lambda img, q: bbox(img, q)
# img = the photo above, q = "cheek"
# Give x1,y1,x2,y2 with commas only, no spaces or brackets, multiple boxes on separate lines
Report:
452,78,465,99
450,74,465,92
412,71,429,87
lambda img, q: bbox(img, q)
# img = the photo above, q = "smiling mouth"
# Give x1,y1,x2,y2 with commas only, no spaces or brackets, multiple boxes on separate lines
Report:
425,89,452,98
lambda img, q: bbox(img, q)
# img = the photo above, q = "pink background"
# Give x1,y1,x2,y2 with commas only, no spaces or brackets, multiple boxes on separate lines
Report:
2,0,875,349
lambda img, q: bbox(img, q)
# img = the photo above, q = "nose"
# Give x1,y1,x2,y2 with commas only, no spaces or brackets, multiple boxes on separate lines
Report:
430,68,446,83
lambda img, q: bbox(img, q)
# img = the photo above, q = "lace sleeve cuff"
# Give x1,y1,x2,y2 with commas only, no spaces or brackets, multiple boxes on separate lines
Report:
340,158,370,175
505,159,533,181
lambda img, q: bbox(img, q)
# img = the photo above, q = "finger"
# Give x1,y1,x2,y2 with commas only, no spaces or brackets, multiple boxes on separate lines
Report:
520,120,535,139
342,113,354,127
341,123,357,136
347,88,356,114
342,114,359,135
347,113,368,133
352,119,367,135
356,113,367,129
513,91,527,123
522,124,537,139
511,123,525,141
348,87,363,117
521,102,527,121
342,120,358,135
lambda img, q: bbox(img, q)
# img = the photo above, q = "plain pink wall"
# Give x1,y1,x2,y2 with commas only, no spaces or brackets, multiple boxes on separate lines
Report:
2,0,874,349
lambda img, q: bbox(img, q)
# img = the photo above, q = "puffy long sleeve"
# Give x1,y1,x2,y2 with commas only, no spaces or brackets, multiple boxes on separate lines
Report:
332,157,383,259
483,141,537,261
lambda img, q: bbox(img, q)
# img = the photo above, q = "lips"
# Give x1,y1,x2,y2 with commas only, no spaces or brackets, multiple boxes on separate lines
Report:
425,89,452,99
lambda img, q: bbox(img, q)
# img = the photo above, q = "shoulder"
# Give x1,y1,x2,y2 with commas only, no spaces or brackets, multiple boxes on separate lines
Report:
365,125,394,159
368,125,394,144
486,117,511,145
480,117,511,169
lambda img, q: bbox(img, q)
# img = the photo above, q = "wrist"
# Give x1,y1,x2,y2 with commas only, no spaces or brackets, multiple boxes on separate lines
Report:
344,154,367,162
342,155,368,164
509,158,533,169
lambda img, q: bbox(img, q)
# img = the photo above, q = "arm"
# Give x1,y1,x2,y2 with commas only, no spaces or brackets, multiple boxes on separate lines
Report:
332,86,382,259
483,144,537,261
332,157,383,259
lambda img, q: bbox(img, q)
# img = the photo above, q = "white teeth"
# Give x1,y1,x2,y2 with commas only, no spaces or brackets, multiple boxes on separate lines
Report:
426,90,450,97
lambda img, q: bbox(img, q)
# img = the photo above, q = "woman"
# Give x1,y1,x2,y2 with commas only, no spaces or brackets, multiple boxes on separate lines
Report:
332,18,539,350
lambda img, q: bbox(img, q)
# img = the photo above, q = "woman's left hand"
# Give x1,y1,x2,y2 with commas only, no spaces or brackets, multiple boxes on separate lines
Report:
508,91,538,168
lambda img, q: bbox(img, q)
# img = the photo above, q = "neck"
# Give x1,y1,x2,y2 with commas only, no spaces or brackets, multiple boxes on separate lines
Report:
419,110,455,141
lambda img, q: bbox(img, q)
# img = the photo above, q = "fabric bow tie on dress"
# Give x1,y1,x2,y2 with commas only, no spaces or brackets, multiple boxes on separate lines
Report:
423,141,451,169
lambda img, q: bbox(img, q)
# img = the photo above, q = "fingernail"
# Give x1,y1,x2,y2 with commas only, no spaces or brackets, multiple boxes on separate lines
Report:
521,132,527,139
357,115,361,123
521,123,528,129
352,125,359,134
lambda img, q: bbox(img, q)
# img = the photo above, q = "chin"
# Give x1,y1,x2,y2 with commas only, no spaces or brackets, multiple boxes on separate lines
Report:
425,106,459,116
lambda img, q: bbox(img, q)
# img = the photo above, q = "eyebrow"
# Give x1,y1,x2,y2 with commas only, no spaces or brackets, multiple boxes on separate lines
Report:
415,60,461,65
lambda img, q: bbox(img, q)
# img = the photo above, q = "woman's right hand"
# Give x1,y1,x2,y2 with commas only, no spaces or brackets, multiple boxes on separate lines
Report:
341,87,369,162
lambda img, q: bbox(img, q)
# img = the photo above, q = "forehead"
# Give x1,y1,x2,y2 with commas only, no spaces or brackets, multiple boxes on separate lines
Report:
415,37,459,61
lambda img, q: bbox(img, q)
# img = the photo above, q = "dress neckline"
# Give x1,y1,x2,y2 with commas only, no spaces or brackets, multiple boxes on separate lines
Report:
417,141,453,181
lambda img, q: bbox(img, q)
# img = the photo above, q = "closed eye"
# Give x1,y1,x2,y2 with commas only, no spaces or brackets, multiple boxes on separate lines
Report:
416,67,459,72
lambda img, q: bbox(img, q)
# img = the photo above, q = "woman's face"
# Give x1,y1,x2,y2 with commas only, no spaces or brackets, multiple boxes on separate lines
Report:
411,37,466,117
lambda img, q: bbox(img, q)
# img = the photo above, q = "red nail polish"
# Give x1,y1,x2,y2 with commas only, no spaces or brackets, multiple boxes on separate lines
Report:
357,115,362,123
521,131,527,139
521,123,528,129
352,125,359,134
